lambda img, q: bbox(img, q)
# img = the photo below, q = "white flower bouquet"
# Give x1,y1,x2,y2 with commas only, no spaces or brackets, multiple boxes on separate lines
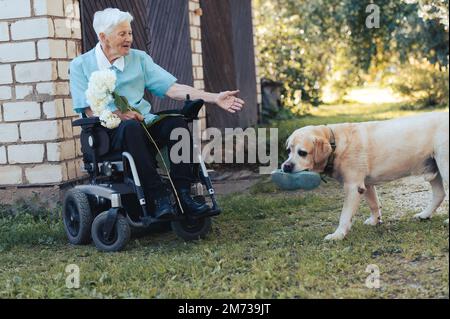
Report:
84,70,185,211
85,69,139,129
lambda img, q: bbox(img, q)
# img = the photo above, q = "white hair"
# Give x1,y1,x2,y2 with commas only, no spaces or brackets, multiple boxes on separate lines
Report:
93,8,134,39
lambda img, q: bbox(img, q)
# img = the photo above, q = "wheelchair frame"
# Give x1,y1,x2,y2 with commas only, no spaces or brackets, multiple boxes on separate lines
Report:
62,99,221,252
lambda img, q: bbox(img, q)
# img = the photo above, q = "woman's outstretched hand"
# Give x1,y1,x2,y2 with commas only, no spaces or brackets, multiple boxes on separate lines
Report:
215,90,245,113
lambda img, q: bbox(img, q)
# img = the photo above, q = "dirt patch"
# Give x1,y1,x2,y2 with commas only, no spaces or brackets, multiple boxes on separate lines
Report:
377,176,449,219
210,169,261,195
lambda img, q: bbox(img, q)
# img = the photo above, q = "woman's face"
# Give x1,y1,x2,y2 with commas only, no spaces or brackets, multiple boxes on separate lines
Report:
101,21,133,58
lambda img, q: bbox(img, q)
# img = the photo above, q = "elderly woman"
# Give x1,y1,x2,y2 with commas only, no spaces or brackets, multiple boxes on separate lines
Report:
69,8,244,220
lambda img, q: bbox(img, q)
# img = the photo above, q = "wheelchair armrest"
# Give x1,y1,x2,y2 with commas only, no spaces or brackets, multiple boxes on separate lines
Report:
154,99,204,121
182,99,204,120
73,117,101,127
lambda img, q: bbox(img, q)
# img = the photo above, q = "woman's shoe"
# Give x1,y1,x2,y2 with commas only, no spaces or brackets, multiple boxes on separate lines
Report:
178,189,210,216
154,195,176,219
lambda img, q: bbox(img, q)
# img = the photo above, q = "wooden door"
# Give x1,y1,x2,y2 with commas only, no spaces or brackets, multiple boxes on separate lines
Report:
79,0,193,112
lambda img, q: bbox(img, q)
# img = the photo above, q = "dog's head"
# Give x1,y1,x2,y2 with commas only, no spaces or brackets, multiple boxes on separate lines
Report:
282,126,333,173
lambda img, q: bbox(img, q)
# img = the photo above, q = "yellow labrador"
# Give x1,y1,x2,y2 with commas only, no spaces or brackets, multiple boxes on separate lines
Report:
283,112,449,240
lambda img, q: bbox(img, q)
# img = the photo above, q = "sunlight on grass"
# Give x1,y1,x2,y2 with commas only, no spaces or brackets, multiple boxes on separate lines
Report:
344,86,407,105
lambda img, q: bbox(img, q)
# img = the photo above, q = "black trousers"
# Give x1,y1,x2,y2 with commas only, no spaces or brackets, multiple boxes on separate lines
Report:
107,117,195,200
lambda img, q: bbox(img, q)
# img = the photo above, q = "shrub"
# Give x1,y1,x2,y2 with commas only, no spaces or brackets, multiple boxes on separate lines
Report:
391,60,449,108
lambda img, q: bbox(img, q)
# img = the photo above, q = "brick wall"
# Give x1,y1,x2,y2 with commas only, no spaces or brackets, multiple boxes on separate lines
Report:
188,0,207,140
0,0,83,187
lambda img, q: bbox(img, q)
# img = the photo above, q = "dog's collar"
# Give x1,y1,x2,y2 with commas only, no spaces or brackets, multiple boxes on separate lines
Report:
323,126,336,176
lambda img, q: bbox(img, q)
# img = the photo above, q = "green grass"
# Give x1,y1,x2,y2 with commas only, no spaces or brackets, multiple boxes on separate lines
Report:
0,102,448,299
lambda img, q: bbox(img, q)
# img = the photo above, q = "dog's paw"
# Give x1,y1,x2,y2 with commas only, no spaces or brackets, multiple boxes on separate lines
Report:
324,230,346,241
414,212,431,220
364,216,382,226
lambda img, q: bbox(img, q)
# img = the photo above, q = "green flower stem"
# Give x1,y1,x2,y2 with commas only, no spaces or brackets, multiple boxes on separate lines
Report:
112,91,184,214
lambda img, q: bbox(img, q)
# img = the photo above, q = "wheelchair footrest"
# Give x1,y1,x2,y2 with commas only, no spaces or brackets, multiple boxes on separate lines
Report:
185,208,221,220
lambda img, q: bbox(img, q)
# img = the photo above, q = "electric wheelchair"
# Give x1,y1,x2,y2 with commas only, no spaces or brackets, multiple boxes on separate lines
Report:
62,98,221,252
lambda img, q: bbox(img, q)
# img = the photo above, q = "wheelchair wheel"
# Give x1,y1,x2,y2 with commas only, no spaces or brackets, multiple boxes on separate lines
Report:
62,189,93,245
91,211,130,252
171,217,212,241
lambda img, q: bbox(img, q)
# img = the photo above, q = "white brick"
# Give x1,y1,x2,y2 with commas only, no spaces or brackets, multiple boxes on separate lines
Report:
0,22,9,42
11,18,54,40
193,80,204,90
194,67,203,80
47,139,75,161
192,53,202,66
0,166,22,185
0,86,11,99
75,138,82,156
0,0,31,19
72,124,81,137
194,40,202,53
0,146,6,164
191,14,201,26
75,157,85,178
34,0,64,16
8,144,45,164
43,99,65,119
3,102,41,122
66,40,77,58
67,160,76,180
189,1,198,11
73,0,80,19
25,164,65,184
64,98,76,117
0,124,19,143
37,39,67,59
63,118,73,138
63,0,74,16
46,142,60,161
20,120,63,142
0,42,36,63
15,61,57,83
55,82,69,95
54,18,72,38
57,61,69,79
36,82,54,95
15,85,33,99
72,20,81,39
0,64,12,85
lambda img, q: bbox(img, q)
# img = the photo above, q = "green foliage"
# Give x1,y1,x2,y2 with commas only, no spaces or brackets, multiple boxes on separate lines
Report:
255,0,449,109
404,0,449,28
390,61,449,108
0,200,63,252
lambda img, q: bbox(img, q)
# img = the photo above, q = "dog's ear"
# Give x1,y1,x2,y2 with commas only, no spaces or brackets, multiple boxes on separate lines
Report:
313,137,332,167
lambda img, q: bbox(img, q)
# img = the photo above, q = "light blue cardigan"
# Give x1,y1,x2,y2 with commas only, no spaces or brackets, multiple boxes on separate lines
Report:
69,48,177,125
